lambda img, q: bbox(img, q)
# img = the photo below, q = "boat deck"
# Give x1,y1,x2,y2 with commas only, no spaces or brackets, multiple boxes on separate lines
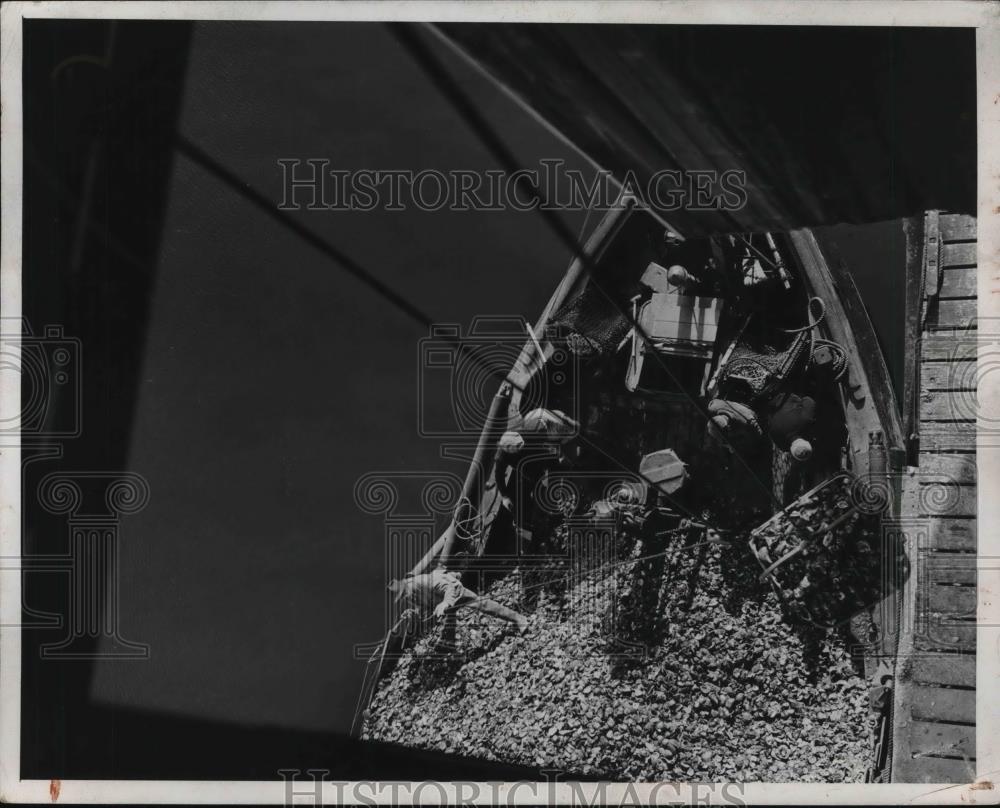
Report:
891,212,978,783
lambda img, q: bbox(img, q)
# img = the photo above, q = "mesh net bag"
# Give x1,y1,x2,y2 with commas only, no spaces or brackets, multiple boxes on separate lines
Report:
717,328,811,404
550,285,632,357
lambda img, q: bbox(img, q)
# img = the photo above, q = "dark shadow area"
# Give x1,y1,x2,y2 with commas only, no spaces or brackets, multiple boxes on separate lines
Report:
813,219,908,411
36,704,552,781
21,17,195,779
438,25,977,235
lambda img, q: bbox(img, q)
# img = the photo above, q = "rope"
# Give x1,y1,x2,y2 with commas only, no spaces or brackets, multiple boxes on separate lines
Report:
813,338,849,381
778,295,826,334
453,496,481,542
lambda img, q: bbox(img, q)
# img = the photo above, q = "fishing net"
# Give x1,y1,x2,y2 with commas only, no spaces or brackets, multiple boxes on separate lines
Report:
549,285,632,357
716,327,812,404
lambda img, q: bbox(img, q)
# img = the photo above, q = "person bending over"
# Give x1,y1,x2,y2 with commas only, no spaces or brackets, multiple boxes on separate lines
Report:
387,568,528,637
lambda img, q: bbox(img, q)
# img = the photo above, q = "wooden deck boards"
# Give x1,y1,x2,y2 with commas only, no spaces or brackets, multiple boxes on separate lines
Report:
910,653,976,688
923,518,977,551
892,212,978,784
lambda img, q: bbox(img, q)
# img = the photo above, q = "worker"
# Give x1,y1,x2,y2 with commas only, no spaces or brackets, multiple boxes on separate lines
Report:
705,397,763,456
387,568,529,635
765,392,816,461
494,430,527,512
494,407,580,520
517,407,579,442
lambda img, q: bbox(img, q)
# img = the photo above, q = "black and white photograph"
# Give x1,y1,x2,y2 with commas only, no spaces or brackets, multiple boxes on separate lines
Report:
0,1,997,804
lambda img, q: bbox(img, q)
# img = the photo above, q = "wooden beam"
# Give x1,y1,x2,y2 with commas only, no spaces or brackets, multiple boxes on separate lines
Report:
921,338,976,362
916,454,977,484
929,299,977,328
937,268,977,299
921,553,978,582
916,486,978,517
920,391,977,422
907,721,975,760
921,361,976,391
918,426,976,453
910,685,976,723
892,755,974,784
923,518,977,551
910,653,976,688
913,622,977,652
940,242,977,268
927,584,977,616
902,215,925,462
939,213,977,242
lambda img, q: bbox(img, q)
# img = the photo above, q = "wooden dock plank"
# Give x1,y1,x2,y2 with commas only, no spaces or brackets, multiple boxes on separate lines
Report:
918,424,976,452
916,454,977,484
916,485,977,517
928,584,976,616
910,653,976,688
939,243,977,268
937,267,977,298
892,754,974,784
908,721,976,759
921,361,976,391
895,212,977,785
914,623,976,652
929,299,977,328
939,214,977,242
921,339,976,362
924,518,977,551
911,685,976,723
920,391,976,421
922,558,977,585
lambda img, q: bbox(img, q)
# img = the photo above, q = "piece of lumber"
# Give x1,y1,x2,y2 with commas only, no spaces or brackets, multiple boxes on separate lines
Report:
907,720,975,760
910,653,976,688
918,424,977,452
923,518,977,551
938,214,976,242
921,361,976,391
910,685,976,724
913,623,976,652
929,299,977,328
920,391,977,422
937,267,977,298
916,454,978,483
921,553,977,583
927,584,977,616
921,339,976,362
892,754,975,784
915,485,977,517
940,243,977,268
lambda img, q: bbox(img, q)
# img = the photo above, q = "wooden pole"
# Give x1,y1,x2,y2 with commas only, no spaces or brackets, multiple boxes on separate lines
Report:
437,381,513,571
